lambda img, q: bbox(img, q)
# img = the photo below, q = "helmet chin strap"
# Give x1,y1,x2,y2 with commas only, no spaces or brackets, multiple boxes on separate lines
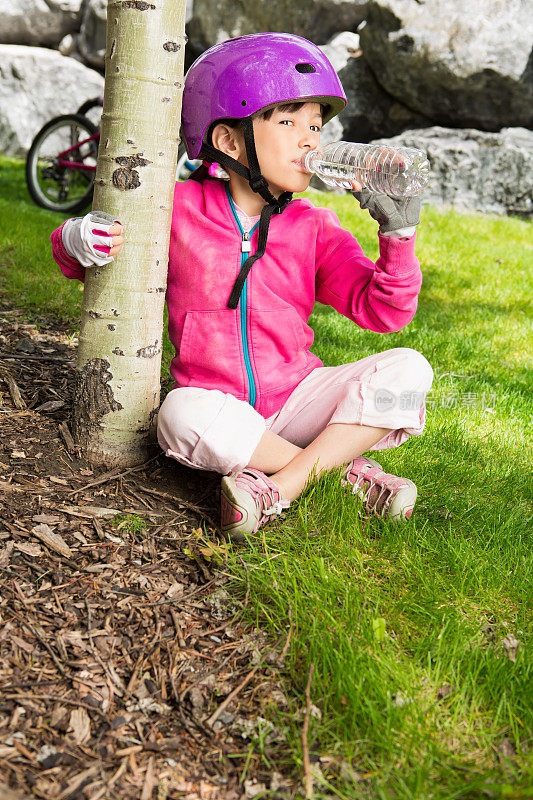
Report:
198,117,293,310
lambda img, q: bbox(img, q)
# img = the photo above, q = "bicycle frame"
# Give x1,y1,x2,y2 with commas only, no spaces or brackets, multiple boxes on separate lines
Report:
56,132,100,172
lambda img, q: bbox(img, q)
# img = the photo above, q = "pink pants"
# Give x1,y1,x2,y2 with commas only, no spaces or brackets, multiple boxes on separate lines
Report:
157,347,434,475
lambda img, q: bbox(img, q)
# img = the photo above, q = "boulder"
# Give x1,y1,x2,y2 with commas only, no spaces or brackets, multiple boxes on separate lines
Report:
320,30,363,73
359,0,533,131
58,0,195,72
0,0,82,48
76,0,107,70
338,54,431,142
0,45,104,156
186,0,369,50
372,126,533,216
318,31,430,143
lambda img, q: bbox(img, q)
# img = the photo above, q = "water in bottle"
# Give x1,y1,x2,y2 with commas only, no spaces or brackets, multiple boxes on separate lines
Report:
300,141,430,197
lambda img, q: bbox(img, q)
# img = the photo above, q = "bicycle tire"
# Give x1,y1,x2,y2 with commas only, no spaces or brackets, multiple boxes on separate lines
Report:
26,113,98,214
76,96,103,118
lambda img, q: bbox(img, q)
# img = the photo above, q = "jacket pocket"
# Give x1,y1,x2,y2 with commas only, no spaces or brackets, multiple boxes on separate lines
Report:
179,310,244,392
249,307,311,394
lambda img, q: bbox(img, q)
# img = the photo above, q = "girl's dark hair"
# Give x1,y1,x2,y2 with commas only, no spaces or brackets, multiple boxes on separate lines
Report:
206,101,327,147
258,101,327,121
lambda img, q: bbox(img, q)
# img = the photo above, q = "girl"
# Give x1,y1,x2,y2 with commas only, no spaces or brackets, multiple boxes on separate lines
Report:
51,33,433,538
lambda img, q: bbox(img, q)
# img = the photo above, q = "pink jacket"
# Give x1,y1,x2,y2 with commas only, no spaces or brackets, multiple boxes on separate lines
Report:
51,177,422,419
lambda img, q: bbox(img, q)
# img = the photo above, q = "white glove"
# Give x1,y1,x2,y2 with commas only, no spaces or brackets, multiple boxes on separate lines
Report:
61,211,121,267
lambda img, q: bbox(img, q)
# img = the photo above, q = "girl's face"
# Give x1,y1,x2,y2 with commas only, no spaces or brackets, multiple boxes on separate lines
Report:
246,102,323,195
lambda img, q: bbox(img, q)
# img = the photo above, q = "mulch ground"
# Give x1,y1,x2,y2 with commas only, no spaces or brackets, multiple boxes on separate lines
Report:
0,302,297,800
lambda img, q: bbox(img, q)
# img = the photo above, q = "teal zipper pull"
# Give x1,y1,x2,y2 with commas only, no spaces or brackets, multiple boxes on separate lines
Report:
241,232,252,253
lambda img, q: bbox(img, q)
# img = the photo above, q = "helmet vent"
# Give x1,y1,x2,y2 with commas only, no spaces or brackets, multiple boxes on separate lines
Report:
295,63,316,73
241,100,247,106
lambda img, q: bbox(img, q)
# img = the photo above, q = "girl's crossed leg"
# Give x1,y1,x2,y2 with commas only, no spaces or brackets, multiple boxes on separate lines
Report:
157,348,434,533
248,424,389,502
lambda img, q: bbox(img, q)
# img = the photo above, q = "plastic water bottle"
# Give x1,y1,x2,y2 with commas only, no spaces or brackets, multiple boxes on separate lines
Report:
301,141,430,197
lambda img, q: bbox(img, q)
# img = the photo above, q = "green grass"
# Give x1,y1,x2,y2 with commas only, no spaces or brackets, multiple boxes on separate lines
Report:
1,155,532,797
0,157,86,323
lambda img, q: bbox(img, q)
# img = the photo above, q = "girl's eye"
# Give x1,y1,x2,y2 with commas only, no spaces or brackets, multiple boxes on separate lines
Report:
311,125,321,132
280,119,293,126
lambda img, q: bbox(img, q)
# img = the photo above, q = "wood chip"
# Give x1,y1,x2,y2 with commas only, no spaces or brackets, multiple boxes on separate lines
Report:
14,542,43,557
49,476,69,485
141,755,155,800
31,523,72,558
78,505,123,518
35,400,65,412
67,707,91,745
0,786,34,800
58,420,75,453
57,766,99,799
32,514,61,525
0,480,21,493
1,368,26,409
0,541,14,565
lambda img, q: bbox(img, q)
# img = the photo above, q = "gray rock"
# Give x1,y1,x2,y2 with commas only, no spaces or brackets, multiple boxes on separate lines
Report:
372,126,533,216
359,0,533,131
322,32,429,143
309,30,430,190
187,0,369,50
319,30,363,73
0,0,82,48
0,45,103,156
77,0,107,70
59,0,194,72
338,53,431,142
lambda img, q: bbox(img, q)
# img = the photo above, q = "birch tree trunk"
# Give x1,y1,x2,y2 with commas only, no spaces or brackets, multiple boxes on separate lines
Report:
72,0,186,467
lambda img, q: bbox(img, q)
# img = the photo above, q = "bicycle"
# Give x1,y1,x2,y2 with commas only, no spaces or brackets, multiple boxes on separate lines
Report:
25,96,199,214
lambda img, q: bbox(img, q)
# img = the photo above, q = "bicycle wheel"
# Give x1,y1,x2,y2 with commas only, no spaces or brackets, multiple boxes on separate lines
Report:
77,96,103,117
26,113,98,214
76,96,103,128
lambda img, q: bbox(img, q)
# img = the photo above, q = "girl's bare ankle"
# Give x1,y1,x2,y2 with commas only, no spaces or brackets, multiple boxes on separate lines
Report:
269,473,289,502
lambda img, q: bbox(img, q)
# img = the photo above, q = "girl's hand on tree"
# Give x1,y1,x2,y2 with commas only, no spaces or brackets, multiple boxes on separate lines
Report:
107,222,124,258
62,211,125,267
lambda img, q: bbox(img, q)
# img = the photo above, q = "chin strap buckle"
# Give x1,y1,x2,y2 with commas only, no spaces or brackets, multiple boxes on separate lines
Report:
250,175,269,194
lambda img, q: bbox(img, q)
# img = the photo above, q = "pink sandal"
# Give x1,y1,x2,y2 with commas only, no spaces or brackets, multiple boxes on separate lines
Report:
221,468,289,538
342,457,417,521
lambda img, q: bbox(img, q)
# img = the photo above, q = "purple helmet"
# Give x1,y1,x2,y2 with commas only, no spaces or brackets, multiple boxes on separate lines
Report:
182,32,347,158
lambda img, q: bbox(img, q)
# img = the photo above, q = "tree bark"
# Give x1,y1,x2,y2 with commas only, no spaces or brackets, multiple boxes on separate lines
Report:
72,0,186,467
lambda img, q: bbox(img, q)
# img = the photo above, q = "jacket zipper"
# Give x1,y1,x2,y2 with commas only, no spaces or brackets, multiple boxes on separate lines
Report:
226,185,260,407
239,232,256,407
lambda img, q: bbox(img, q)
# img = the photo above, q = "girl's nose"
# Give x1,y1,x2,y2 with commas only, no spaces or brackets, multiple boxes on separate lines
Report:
299,131,317,150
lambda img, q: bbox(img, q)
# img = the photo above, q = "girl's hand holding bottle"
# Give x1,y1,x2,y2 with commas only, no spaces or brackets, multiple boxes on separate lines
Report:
351,188,421,238
348,143,423,237
61,211,124,267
